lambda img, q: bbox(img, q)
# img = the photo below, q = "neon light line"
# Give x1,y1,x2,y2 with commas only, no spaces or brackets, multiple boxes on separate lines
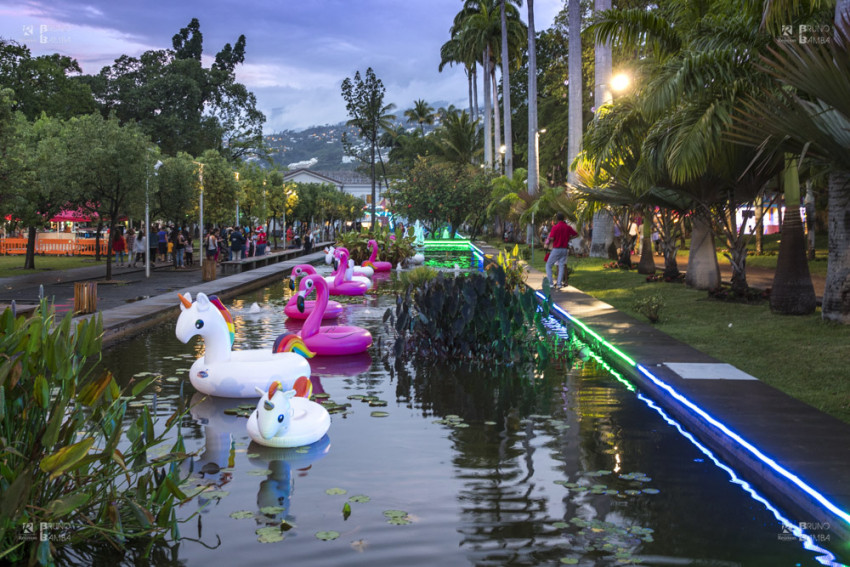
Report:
535,285,850,531
638,394,843,567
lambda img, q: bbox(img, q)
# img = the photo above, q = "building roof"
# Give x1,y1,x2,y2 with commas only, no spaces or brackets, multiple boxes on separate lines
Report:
283,168,371,186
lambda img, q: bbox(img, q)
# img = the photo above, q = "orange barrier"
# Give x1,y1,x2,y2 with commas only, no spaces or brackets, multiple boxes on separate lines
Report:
1,237,109,256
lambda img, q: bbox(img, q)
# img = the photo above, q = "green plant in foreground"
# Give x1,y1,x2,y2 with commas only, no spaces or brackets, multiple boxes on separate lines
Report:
633,294,665,324
399,265,438,291
0,302,194,566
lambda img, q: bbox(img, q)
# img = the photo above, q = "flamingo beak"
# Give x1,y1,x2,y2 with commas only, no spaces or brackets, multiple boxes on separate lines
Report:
297,295,305,313
288,278,295,291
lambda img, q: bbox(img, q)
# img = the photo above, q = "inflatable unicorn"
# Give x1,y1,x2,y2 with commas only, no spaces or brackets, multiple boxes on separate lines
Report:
247,381,331,448
296,274,372,355
363,239,392,272
176,292,314,398
286,266,343,320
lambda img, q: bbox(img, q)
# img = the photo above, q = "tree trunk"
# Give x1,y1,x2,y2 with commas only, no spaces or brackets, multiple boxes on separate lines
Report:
492,67,501,171
473,65,479,121
589,210,614,258
805,180,816,260
754,195,763,254
771,205,816,314
527,0,538,196
482,50,492,169
501,0,513,179
594,0,613,108
106,220,115,281
95,220,104,262
24,226,37,270
467,68,474,119
637,216,656,274
566,0,582,186
685,214,720,290
822,170,850,323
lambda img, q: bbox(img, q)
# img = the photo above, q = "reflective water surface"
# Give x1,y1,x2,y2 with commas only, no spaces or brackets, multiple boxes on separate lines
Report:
95,267,845,567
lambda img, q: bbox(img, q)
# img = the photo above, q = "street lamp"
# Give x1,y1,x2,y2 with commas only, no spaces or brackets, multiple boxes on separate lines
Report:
610,72,631,93
499,144,506,175
145,159,163,279
234,171,240,228
528,128,547,258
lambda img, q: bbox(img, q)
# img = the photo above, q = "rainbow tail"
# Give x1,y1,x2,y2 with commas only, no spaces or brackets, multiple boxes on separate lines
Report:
272,332,316,359
362,260,375,269
293,376,313,398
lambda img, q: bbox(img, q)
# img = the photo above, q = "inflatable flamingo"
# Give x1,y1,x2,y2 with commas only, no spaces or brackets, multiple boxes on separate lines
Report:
290,262,366,296
363,239,392,272
296,274,372,355
329,249,369,296
286,266,343,320
176,292,314,398
247,381,331,448
325,246,373,277
332,247,371,287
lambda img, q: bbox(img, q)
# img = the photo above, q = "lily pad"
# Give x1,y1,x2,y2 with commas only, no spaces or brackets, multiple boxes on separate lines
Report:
326,487,347,495
559,558,579,565
387,516,411,525
348,494,371,503
552,521,569,529
313,393,331,400
202,490,229,499
229,510,254,519
368,400,388,407
256,526,285,543
347,394,365,400
247,469,273,476
370,411,390,418
642,488,660,495
315,530,340,541
260,505,286,515
383,509,408,519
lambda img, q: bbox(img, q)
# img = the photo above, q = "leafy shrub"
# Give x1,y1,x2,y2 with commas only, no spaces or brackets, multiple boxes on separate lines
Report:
399,266,438,291
386,266,552,366
633,294,665,323
0,302,192,565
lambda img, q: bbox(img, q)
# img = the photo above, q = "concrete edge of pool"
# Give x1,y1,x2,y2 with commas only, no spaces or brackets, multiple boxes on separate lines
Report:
36,241,850,553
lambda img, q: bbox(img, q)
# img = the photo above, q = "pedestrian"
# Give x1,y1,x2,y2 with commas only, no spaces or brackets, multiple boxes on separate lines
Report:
175,228,186,268
545,212,579,289
206,229,218,262
133,230,146,267
157,226,168,263
303,228,312,254
125,229,136,264
184,229,194,266
230,227,245,261
112,229,126,267
286,226,293,248
256,226,267,256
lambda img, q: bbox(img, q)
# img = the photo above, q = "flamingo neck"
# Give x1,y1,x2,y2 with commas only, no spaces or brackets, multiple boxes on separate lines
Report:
368,241,378,263
334,252,349,285
302,277,328,339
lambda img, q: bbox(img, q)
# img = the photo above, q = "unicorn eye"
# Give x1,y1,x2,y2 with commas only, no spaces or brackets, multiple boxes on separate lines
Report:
195,320,204,329
277,414,285,423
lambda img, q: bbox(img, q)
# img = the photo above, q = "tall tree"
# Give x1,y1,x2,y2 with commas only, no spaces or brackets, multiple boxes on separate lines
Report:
61,115,149,281
195,149,239,227
155,152,198,227
84,19,265,161
341,68,394,227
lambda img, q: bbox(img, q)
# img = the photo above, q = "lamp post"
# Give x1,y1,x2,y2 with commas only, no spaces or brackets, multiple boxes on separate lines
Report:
193,161,205,267
528,128,546,255
234,171,240,228
499,144,507,176
145,159,163,279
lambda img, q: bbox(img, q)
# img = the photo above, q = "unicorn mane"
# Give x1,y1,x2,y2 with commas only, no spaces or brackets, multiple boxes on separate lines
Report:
209,295,235,347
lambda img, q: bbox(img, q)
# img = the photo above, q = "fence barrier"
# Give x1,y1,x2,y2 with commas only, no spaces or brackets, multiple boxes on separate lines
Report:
0,237,110,256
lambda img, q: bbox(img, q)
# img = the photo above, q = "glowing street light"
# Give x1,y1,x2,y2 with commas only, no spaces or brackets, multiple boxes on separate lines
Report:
611,72,631,93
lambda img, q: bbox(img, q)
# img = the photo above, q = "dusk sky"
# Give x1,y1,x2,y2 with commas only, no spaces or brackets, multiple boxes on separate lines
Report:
0,0,565,133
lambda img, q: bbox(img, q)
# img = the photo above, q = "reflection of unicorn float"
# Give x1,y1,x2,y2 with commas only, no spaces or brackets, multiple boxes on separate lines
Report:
247,381,331,448
364,239,392,272
285,266,343,320
296,274,373,355
176,292,314,398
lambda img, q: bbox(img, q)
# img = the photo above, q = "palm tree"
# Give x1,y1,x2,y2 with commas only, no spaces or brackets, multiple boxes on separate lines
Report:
432,109,483,165
439,36,478,119
730,15,850,321
404,99,436,135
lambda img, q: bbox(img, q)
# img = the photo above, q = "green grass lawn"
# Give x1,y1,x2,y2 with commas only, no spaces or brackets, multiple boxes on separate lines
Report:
485,238,850,424
0,255,99,278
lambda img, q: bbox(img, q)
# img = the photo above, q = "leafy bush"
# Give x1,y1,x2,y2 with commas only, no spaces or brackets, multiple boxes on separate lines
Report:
487,247,527,293
399,266,438,291
386,266,552,366
633,294,665,323
0,303,192,565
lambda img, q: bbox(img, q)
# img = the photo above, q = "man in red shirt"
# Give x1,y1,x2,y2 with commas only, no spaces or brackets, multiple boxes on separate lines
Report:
546,212,578,289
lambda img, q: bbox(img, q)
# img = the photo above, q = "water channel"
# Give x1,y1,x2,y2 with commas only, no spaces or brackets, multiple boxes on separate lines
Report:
91,255,845,566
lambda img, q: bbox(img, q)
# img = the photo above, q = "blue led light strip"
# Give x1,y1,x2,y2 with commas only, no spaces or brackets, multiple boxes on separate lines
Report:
535,287,850,530
638,393,842,567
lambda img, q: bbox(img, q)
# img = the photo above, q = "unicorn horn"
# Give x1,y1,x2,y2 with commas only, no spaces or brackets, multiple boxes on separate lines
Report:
179,293,191,308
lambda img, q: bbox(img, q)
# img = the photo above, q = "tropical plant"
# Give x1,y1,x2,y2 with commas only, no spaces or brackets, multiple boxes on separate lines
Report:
0,303,193,566
633,293,664,323
398,265,439,292
404,99,436,134
387,267,552,367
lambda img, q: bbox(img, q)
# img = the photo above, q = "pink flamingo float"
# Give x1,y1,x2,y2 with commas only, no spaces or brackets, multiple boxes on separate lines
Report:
363,239,392,272
286,265,343,320
289,262,367,296
295,273,372,355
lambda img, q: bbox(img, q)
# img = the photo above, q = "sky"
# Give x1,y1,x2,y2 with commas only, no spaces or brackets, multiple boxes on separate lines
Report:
0,0,565,133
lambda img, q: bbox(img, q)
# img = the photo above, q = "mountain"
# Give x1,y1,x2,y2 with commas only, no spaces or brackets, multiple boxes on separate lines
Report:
264,100,454,171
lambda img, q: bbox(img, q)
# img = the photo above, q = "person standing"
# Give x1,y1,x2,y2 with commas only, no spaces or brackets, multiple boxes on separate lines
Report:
133,230,146,267
157,226,168,263
230,227,245,261
206,229,218,262
175,228,186,268
125,229,136,265
545,213,579,289
256,226,267,255
112,229,126,267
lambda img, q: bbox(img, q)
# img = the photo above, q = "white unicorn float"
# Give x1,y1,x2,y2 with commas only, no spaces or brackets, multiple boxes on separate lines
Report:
247,381,331,448
176,292,314,398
